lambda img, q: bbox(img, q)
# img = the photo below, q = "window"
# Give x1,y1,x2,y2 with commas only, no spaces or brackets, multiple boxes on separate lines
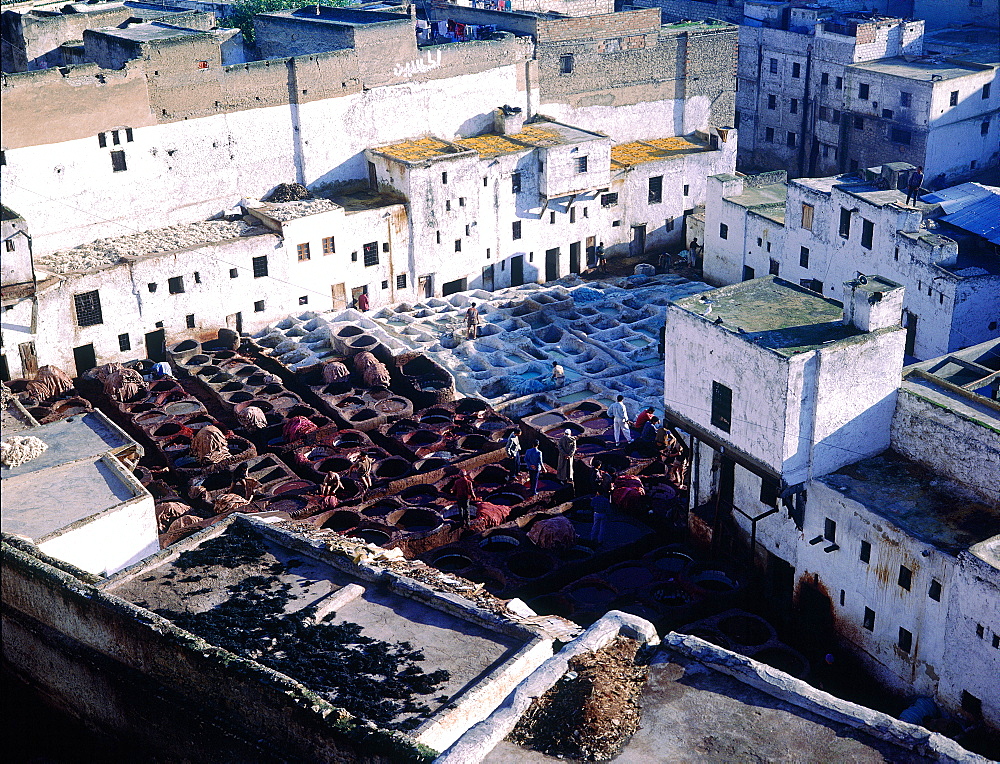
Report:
734,110,741,128
648,176,663,204
792,62,800,78
297,243,310,261
801,203,814,230
168,276,185,294
441,171,448,184
576,156,588,173
600,193,618,207
112,130,120,146
74,291,103,327
765,127,775,142
185,314,195,329
767,94,776,110
759,478,779,507
743,265,755,281
982,120,990,136
299,295,309,305
790,98,798,114
436,231,441,245
665,216,674,232
446,200,451,211
483,177,488,187
252,255,268,278
824,518,836,542
860,219,874,249
322,236,335,255
549,211,556,225
397,274,407,289
454,239,462,252
459,197,466,207
147,282,157,293
768,258,779,276
863,607,876,631
5,239,14,252
118,333,131,352
570,207,576,224
769,58,778,74
465,224,471,236
512,172,521,193
111,150,127,172
839,207,852,238
900,90,911,107
801,278,823,293
858,83,870,100
710,381,732,432
821,72,829,86
381,280,388,290
719,223,729,240
831,109,840,124
560,54,574,74
882,108,894,119
512,220,522,239
840,590,846,606
125,128,133,142
612,220,621,227
860,539,871,563
787,131,797,147
835,76,843,90
98,133,107,148
977,623,985,638
683,184,689,197
984,83,992,99
799,246,809,268
363,242,379,267
819,106,829,121
928,579,942,601
962,692,983,718
890,128,911,145
193,271,201,284
229,268,238,279
898,628,913,654
254,300,265,312
898,565,912,591
854,115,864,130
949,90,959,106
993,634,1000,649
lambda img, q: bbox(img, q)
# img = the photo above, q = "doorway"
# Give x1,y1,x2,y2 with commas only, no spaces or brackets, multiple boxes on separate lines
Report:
18,341,38,378
225,312,243,334
351,285,367,309
569,242,581,274
903,309,918,357
367,161,377,191
482,264,494,291
73,343,97,376
545,248,560,282
630,224,646,258
586,236,596,268
144,329,166,362
418,274,433,298
510,255,524,286
331,283,347,311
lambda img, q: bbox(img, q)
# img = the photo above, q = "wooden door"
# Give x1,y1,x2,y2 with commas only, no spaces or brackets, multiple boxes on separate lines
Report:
18,341,38,378
331,283,347,311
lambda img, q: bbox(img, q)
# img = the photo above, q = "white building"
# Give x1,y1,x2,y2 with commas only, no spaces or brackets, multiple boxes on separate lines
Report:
662,274,1000,730
701,165,1000,360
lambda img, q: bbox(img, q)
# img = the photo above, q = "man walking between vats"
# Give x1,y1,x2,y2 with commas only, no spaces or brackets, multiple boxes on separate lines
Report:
354,452,375,495
451,468,477,527
505,431,522,473
466,302,481,340
608,395,631,444
557,428,577,485
524,443,544,494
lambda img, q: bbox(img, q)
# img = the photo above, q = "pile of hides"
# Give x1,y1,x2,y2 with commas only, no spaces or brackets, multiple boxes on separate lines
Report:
104,368,145,402
611,475,646,513
282,416,317,443
25,366,74,402
155,501,191,533
321,360,350,384
237,405,267,430
1,436,49,468
191,425,230,464
353,351,391,388
527,515,576,550
469,501,509,533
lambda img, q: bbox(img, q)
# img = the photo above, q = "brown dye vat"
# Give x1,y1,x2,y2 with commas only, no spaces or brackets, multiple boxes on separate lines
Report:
152,380,180,391
338,478,362,501
414,456,447,472
404,429,440,447
319,457,354,473
392,508,441,533
323,511,361,532
375,457,410,479
545,422,584,437
196,366,222,378
351,527,391,545
568,401,602,417
259,384,283,395
420,413,451,426
506,551,553,579
652,552,692,576
718,615,771,647
455,398,489,415
136,411,168,427
130,403,155,413
369,387,391,401
478,418,510,433
364,498,402,518
606,565,654,592
338,396,365,409
153,422,183,438
165,400,202,416
186,354,211,367
474,465,509,488
220,382,244,394
486,490,526,507
234,365,259,378
209,374,233,385
172,340,199,353
433,552,473,572
458,434,490,451
337,325,364,339
228,391,253,403
288,405,318,418
350,409,378,422
400,485,439,504
375,397,408,415
270,480,313,495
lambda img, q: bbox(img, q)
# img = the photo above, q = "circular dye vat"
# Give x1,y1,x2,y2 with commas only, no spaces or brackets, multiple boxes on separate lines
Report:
545,422,584,437
652,552,693,576
270,480,313,495
350,408,378,422
266,497,310,516
455,398,488,415
605,564,654,592
400,485,439,504
532,413,564,427
507,551,553,579
560,545,593,563
582,416,612,431
336,325,363,339
420,413,451,426
487,491,525,507
480,534,521,553
323,511,361,532
434,553,473,572
186,354,211,367
414,457,447,472
649,583,694,606
171,339,198,354
568,401,602,417
567,583,616,607
337,396,365,409
394,508,440,533
458,434,490,451
575,437,606,455
319,457,353,473
165,400,202,416
376,398,409,415
718,614,771,647
351,528,391,546
478,418,510,432
689,570,738,594
153,422,182,438
375,457,410,479
405,429,440,447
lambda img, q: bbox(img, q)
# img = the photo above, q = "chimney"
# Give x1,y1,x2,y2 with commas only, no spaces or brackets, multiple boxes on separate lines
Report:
494,105,525,135
842,275,904,332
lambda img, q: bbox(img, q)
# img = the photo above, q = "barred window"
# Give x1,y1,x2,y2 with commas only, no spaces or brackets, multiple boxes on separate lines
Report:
74,290,103,327
252,255,268,278
363,242,379,267
396,274,407,289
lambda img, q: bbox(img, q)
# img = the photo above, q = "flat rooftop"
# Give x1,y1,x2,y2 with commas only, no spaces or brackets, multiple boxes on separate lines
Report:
373,136,471,163
673,276,862,357
820,450,1000,554
264,6,410,25
610,136,710,169
455,133,531,159
103,518,536,733
36,219,266,275
0,411,134,479
1,455,141,541
90,21,208,43
718,173,788,223
969,535,1000,571
849,56,988,82
248,198,340,223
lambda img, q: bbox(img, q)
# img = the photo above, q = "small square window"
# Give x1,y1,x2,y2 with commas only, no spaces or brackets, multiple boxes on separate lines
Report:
382,242,389,252
898,565,912,591
858,83,870,100
612,220,621,227
854,116,864,130
118,333,131,351
863,607,876,631
98,133,107,148
898,627,912,653
185,313,195,328
483,177,488,187
949,90,959,106
4,239,13,252
759,478,779,507
601,193,618,207
230,268,238,279
787,131,797,147
322,236,335,255
801,203,814,230
397,274,407,289
297,243,311,261
252,255,268,278
299,295,308,305
455,239,462,252
928,579,942,601
168,276,185,294
459,197,466,207
882,108,894,119
576,156,588,173
719,223,729,240
254,300,265,312
560,53,574,74
111,150,127,172
665,216,674,232
992,634,1000,649
148,282,157,293
381,280,388,289
860,540,871,563
363,242,379,267
891,128,911,145
743,265,755,281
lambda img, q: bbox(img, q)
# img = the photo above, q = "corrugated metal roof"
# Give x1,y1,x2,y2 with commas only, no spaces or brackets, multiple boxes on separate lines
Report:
941,194,1000,245
921,182,998,214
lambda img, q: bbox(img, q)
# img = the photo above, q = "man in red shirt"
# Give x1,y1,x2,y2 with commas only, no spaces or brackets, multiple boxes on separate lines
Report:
451,469,478,526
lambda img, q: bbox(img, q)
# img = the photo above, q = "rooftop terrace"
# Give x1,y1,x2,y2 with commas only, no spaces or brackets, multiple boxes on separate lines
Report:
267,6,410,26
673,276,862,357
91,20,208,43
820,450,1000,554
849,56,991,82
610,136,710,169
